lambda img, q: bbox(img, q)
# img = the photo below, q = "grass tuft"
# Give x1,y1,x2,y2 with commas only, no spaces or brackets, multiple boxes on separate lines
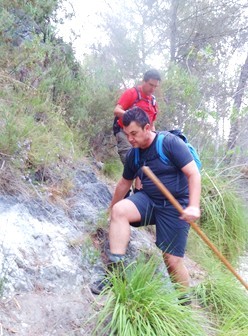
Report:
93,255,206,336
199,172,247,263
194,270,248,333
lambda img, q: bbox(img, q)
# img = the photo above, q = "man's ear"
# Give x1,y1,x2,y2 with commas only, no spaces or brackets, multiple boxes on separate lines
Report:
144,123,151,131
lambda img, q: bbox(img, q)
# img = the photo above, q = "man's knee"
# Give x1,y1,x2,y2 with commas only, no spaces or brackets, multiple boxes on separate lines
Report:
112,201,128,219
112,199,141,224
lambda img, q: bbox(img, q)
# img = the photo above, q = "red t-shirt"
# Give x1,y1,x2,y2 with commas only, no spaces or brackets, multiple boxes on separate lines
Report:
117,86,158,128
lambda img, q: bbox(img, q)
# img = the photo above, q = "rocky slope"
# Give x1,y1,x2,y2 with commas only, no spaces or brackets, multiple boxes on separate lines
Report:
1,160,246,335
0,162,177,335
0,163,111,335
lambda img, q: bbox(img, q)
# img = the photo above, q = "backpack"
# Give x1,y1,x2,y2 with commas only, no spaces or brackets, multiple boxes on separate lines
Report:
134,130,202,171
113,87,157,136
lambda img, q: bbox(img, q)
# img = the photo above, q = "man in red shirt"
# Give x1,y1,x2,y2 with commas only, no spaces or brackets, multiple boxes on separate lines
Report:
113,69,161,190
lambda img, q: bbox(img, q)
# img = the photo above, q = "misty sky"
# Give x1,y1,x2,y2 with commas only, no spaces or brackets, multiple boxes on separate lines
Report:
56,0,108,60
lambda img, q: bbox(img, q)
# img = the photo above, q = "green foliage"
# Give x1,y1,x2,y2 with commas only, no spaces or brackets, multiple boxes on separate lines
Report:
0,1,88,176
187,170,248,334
157,63,212,164
103,158,123,180
0,79,81,169
199,171,247,263
0,0,60,22
158,63,202,130
37,51,119,156
93,256,206,336
218,312,248,336
194,270,248,334
188,227,248,335
76,57,119,131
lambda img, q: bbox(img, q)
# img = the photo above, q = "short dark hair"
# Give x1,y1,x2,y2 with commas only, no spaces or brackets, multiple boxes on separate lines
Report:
143,69,161,82
123,107,150,128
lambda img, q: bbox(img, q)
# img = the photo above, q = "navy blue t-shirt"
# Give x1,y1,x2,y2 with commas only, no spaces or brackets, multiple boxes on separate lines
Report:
123,132,194,201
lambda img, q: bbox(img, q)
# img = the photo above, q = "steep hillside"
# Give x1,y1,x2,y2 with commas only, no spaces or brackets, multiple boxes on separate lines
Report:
0,160,210,335
1,2,248,335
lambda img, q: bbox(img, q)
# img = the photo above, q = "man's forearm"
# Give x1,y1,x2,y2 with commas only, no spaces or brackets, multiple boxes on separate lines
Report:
188,173,201,208
114,105,125,118
109,178,133,209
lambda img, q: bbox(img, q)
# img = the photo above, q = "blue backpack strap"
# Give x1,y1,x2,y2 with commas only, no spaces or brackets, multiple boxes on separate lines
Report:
156,133,170,164
134,133,168,168
186,143,202,171
134,148,140,168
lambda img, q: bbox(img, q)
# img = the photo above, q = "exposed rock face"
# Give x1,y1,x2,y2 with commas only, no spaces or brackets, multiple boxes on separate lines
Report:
0,164,160,335
0,165,112,296
66,168,112,222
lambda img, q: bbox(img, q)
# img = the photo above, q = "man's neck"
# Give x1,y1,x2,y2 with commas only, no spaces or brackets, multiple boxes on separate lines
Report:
141,131,156,149
140,85,149,97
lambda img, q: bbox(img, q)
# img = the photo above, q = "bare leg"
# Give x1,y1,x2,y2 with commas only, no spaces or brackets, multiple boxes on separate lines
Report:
90,199,141,295
163,253,190,289
109,199,141,254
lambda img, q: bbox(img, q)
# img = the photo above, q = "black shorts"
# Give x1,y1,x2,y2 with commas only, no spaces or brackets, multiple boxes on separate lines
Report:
128,191,190,257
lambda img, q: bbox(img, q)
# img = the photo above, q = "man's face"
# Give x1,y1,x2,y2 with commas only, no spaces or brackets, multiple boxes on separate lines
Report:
123,121,150,149
142,79,160,95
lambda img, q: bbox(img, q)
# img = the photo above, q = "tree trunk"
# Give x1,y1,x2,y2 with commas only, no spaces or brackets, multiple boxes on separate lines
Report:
169,0,180,62
227,53,248,156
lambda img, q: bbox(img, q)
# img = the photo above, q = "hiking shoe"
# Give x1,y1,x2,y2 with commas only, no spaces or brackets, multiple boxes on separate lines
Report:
178,293,192,306
90,277,111,295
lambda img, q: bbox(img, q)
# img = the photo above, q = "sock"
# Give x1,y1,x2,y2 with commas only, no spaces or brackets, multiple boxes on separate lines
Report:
108,253,125,263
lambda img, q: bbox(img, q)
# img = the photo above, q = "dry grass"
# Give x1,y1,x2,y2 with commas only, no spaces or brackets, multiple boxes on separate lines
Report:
0,159,30,196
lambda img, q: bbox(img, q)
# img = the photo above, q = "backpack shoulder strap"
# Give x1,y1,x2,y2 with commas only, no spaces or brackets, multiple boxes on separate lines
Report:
156,132,170,164
133,86,141,104
134,132,172,168
134,133,165,168
133,86,156,107
186,143,202,171
134,147,140,167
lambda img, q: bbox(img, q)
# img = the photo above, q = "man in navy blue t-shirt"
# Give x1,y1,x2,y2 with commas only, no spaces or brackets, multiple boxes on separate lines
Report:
91,107,201,302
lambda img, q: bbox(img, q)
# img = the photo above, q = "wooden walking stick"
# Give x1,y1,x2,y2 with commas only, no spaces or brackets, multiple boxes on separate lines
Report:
142,166,248,291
